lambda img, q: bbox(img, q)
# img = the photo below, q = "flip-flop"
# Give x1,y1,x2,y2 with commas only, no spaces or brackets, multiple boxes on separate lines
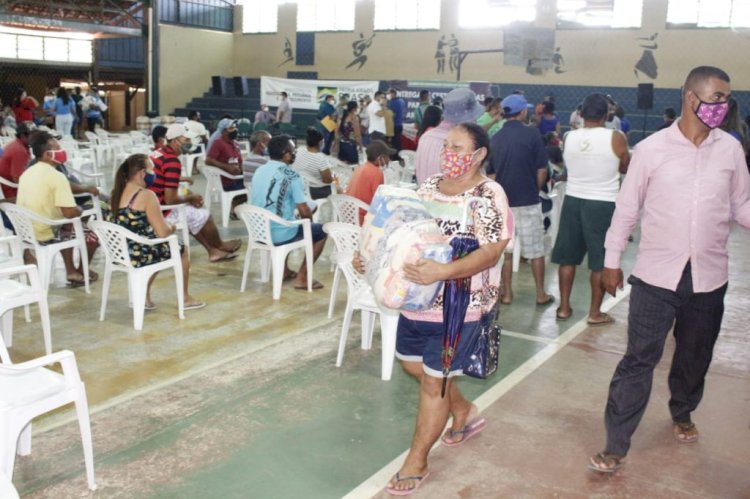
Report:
536,295,555,306
294,280,324,290
385,472,430,496
225,240,242,253
184,300,206,311
66,280,86,289
673,421,699,443
588,452,626,473
587,313,615,327
144,303,157,311
209,253,238,263
283,271,298,282
441,417,487,447
556,307,573,321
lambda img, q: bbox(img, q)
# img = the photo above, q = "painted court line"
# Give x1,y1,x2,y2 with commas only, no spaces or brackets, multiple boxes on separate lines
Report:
501,329,556,344
343,286,631,499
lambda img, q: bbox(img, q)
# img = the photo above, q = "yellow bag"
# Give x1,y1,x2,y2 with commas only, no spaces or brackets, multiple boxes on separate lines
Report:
320,115,336,132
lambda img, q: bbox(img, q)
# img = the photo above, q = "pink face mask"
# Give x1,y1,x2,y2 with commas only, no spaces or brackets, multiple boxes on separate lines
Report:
440,147,478,179
694,99,729,129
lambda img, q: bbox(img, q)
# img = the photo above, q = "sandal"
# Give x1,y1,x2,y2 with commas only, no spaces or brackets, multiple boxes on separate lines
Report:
587,313,615,327
673,421,699,443
385,472,430,496
441,417,486,447
588,452,627,473
556,307,573,321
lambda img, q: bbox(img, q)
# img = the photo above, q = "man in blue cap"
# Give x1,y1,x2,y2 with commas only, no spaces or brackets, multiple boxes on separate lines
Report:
487,94,553,307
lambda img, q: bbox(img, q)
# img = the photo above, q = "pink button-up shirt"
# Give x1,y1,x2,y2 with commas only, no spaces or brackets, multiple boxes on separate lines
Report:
604,119,750,292
415,121,452,185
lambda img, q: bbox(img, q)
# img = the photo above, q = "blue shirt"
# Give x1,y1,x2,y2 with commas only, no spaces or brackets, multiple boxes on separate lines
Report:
389,98,406,126
54,97,75,115
488,120,549,207
318,102,335,120
250,159,307,244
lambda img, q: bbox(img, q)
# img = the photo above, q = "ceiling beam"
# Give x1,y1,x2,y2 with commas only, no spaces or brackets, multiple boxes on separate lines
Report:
0,13,142,36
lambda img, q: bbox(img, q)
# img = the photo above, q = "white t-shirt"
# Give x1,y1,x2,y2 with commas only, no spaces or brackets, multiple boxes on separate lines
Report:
604,115,621,131
292,146,332,188
185,120,208,139
367,100,386,135
277,99,292,123
562,127,621,202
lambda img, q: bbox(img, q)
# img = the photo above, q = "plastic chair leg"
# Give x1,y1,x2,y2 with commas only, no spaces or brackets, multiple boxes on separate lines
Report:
379,310,399,381
337,299,355,367
361,310,376,350
99,264,112,321
270,250,286,300
0,311,12,348
173,262,185,320
130,277,147,330
16,423,31,456
240,247,253,292
327,266,341,319
221,196,230,228
38,293,52,356
74,388,97,490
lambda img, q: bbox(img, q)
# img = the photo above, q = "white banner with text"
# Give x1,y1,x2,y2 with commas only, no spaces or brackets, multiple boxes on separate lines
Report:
260,76,380,111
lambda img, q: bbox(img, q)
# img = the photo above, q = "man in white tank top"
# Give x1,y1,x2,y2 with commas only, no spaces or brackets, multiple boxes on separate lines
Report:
551,93,630,324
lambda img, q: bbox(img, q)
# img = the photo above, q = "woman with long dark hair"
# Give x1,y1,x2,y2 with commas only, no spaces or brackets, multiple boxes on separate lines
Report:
416,105,443,146
336,100,363,164
110,154,205,311
53,87,76,137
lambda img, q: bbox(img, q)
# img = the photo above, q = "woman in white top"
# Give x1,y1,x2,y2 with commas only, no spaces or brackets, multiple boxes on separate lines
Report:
292,127,335,199
551,93,630,325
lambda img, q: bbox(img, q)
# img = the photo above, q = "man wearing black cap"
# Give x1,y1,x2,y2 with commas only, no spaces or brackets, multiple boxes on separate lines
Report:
488,94,554,306
0,122,34,199
346,140,396,223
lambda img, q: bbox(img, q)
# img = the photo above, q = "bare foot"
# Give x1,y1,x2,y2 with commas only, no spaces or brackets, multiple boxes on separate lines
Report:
221,239,242,253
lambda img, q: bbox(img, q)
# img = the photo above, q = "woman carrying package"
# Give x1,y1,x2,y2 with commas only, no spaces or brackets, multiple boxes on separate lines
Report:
371,122,512,495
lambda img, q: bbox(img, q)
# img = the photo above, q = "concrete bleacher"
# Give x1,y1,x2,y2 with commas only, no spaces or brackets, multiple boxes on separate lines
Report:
172,77,319,137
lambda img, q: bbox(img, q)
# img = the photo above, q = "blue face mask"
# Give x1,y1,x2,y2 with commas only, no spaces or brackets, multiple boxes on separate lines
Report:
144,172,156,187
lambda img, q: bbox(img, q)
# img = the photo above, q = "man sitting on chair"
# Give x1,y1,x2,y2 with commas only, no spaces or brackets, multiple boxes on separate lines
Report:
149,123,241,262
17,131,99,287
206,119,247,218
250,135,327,291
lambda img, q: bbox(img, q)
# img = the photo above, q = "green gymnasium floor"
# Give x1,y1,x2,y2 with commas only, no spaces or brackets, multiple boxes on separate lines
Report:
6,195,750,498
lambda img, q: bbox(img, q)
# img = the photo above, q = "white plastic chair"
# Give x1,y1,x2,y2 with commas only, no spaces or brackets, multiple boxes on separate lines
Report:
74,192,104,222
236,205,313,300
545,181,566,260
0,178,18,201
89,220,184,331
202,165,248,228
0,204,91,293
180,143,205,177
327,195,369,318
0,336,96,491
0,471,19,499
0,264,51,356
329,194,369,226
323,222,398,381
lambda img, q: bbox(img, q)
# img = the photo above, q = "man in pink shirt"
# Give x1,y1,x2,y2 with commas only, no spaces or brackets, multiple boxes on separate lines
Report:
589,66,750,474
414,88,483,184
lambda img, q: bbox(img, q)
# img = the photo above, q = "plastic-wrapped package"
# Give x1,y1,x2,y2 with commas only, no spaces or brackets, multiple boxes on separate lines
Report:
361,185,452,311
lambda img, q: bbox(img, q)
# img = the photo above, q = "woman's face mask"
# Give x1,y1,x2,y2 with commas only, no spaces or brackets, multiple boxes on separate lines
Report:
144,171,156,187
228,130,238,140
440,147,480,179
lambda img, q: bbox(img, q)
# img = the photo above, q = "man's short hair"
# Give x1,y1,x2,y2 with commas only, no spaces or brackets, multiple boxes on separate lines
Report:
280,91,288,98
663,107,676,120
268,135,293,160
683,66,730,95
374,91,384,98
250,130,271,149
188,110,199,120
388,88,398,95
152,125,168,143
580,93,609,122
29,131,55,159
419,89,429,100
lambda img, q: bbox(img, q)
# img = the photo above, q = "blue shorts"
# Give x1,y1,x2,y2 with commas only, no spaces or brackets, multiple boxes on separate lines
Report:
277,222,327,245
396,315,483,378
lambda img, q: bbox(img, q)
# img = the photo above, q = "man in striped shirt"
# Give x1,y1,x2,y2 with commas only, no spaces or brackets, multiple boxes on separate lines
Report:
150,124,241,262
